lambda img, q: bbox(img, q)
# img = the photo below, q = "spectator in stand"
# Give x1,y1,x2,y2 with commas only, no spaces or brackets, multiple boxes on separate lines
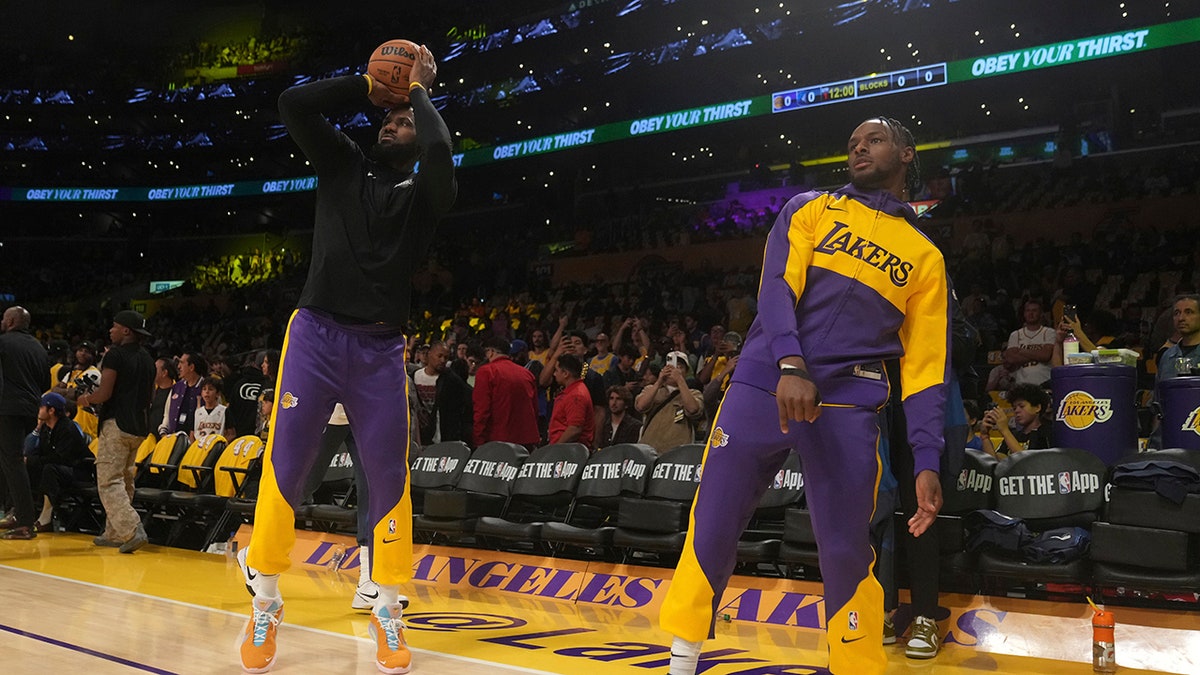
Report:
472,336,539,448
224,351,273,439
508,339,529,366
159,352,207,438
587,332,617,376
602,344,641,394
0,307,49,540
1003,299,1055,386
1157,294,1200,382
526,327,551,366
413,342,472,445
194,377,228,440
547,354,595,449
1052,308,1126,366
697,329,740,386
666,323,698,374
702,349,739,422
255,389,274,442
149,358,178,439
980,383,1052,457
209,356,233,382
963,400,986,452
542,329,607,432
53,341,101,403
407,343,430,377
598,386,641,448
634,351,704,454
26,392,89,532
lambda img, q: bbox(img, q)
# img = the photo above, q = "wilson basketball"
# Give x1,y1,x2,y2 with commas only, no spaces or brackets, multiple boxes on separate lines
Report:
368,39,418,97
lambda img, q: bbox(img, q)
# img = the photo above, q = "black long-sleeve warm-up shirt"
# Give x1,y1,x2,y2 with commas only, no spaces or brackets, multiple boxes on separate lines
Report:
279,75,457,325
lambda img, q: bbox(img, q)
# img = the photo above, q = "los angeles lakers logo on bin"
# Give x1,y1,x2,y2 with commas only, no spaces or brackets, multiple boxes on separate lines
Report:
1182,406,1200,437
1056,390,1113,431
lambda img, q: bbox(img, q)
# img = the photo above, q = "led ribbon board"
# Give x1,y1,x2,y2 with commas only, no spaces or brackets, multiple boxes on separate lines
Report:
5,18,1198,201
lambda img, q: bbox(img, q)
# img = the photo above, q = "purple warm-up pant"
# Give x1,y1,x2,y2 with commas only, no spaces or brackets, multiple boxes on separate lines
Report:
247,308,413,586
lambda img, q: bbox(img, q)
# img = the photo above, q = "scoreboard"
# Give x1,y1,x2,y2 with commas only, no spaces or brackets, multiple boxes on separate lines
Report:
771,63,947,113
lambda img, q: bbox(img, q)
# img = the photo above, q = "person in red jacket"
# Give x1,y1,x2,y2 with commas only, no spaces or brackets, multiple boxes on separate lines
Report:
547,353,595,449
472,336,540,447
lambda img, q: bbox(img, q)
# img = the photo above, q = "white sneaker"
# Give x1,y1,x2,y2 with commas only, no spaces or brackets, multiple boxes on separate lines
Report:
668,636,703,675
353,580,381,611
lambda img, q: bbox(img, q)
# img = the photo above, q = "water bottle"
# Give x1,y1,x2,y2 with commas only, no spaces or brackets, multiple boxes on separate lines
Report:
327,544,347,573
1092,606,1116,672
1063,330,1080,357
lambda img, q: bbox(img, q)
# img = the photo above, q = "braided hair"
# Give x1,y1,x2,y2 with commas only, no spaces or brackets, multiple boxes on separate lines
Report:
866,116,922,199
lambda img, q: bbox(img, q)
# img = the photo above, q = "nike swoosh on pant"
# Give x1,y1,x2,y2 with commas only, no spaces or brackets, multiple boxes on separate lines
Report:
841,635,865,643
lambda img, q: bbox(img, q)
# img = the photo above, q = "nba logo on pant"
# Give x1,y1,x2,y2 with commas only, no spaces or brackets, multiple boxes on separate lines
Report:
388,519,396,535
848,611,858,631
1058,472,1072,494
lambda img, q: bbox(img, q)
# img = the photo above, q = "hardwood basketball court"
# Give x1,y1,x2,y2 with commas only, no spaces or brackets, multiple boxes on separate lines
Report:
1,532,1196,674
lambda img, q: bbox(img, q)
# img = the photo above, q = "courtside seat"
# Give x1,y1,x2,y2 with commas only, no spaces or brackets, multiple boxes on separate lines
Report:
976,448,1107,591
413,441,529,543
130,433,191,516
203,436,266,549
778,508,821,578
149,434,229,546
611,443,706,564
1091,449,1200,597
300,444,360,534
409,441,472,515
540,443,657,557
937,449,998,584
475,443,590,553
737,451,804,574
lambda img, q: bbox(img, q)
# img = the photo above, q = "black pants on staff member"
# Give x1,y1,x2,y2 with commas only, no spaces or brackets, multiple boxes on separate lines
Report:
0,415,37,531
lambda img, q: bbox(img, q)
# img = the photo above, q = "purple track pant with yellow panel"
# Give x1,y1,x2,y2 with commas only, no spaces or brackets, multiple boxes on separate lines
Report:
247,307,414,586
661,373,889,675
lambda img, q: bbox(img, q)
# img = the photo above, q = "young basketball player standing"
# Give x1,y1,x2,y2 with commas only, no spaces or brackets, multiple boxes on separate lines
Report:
237,42,454,674
660,117,950,675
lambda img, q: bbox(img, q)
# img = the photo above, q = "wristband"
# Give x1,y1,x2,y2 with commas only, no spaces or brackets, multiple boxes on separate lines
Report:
779,367,813,382
409,81,426,93
363,73,373,94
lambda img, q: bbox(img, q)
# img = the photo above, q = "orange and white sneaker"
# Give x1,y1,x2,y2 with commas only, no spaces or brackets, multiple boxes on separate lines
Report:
240,596,283,673
368,603,412,674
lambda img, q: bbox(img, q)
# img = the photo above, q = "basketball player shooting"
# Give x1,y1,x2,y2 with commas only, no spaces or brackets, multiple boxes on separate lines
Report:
236,42,455,674
659,117,950,675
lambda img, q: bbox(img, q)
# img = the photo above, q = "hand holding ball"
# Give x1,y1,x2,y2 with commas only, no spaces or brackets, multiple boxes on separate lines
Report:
368,39,419,102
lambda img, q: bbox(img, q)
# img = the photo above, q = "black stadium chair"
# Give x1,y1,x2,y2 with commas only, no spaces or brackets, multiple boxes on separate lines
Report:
611,443,706,565
412,441,529,544
975,448,1107,594
540,443,657,559
1092,448,1200,598
409,441,472,515
474,442,590,553
778,507,821,580
938,448,999,589
736,451,804,575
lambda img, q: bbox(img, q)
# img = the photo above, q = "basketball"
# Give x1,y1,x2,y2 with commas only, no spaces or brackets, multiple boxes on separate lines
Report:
368,39,419,98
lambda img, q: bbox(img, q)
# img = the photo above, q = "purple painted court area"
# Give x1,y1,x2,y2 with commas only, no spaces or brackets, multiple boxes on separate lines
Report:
0,622,179,674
